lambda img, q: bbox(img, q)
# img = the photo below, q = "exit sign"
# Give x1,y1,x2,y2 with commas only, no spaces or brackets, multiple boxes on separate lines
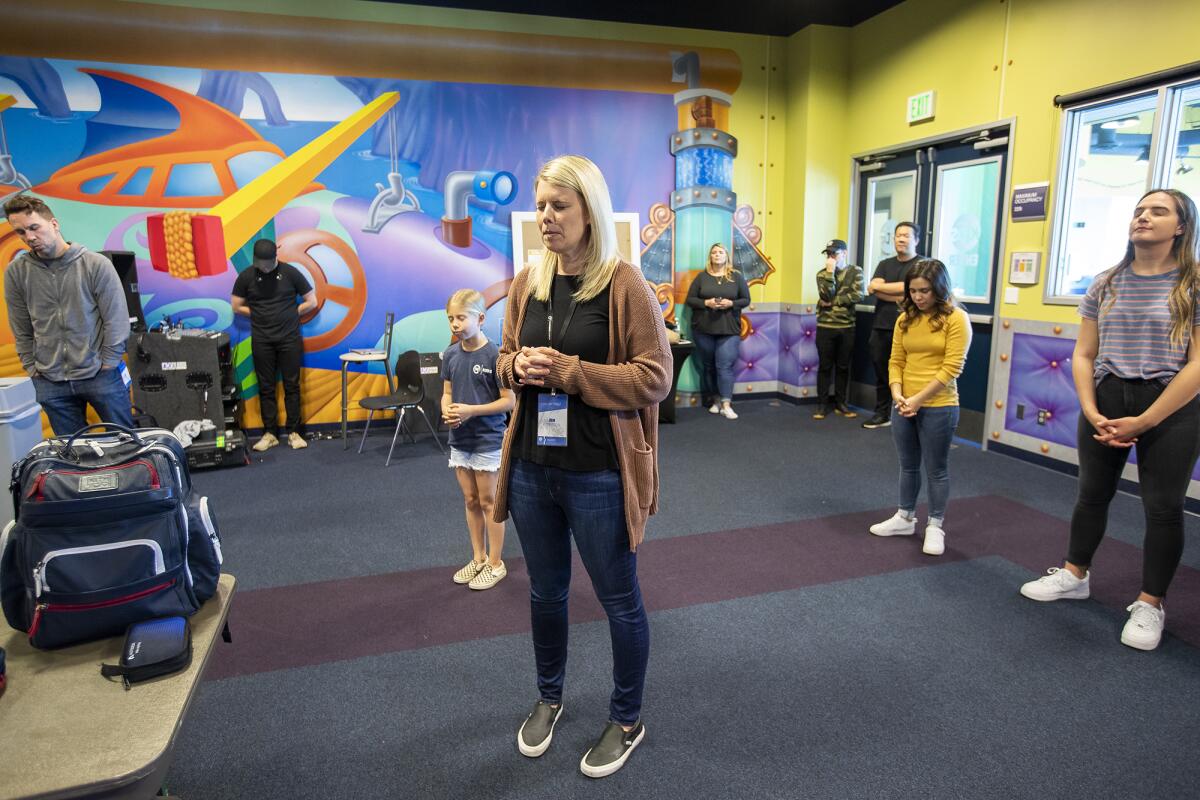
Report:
907,90,936,124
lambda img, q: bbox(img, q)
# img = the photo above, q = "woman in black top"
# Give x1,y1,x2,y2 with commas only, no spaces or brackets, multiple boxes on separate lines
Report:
495,155,671,778
685,243,750,419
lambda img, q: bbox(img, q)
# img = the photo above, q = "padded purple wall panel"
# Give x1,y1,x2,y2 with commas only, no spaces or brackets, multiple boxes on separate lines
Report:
778,311,818,387
733,310,819,387
737,311,779,384
1005,333,1078,447
1004,331,1200,481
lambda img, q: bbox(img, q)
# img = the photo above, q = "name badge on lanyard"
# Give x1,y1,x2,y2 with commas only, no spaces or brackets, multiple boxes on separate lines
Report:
537,280,578,447
537,393,568,446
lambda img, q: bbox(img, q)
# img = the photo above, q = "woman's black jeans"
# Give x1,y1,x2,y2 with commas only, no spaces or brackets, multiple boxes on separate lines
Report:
1068,375,1200,597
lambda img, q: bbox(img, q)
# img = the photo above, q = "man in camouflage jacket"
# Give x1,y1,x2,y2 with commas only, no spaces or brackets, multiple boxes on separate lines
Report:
813,239,863,419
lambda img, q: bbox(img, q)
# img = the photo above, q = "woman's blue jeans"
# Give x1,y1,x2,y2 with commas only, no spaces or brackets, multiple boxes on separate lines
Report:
890,405,960,522
508,459,649,726
691,331,740,403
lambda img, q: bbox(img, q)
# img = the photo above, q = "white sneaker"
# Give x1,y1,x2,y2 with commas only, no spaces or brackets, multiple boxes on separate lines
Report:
922,524,945,556
720,405,738,420
708,403,720,414
1019,567,1090,601
869,511,915,537
288,431,308,449
252,432,279,452
1121,600,1165,651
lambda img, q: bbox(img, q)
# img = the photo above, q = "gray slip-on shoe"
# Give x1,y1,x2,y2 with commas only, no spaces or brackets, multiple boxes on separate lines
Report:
517,701,562,757
580,721,645,778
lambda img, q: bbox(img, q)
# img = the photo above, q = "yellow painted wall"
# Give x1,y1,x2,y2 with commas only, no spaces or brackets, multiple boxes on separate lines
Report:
817,0,1200,321
782,26,850,305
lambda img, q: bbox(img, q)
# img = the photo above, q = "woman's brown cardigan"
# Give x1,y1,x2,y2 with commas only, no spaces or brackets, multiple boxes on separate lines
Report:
491,261,673,550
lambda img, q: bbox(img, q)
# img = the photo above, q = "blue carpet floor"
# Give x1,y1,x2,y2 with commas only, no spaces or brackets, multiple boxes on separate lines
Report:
167,400,1200,798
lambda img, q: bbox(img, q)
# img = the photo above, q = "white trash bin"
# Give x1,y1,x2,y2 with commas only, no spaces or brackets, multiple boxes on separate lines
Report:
0,377,44,530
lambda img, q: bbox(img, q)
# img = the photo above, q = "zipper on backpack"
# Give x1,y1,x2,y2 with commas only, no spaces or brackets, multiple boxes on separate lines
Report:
199,497,223,564
28,579,176,641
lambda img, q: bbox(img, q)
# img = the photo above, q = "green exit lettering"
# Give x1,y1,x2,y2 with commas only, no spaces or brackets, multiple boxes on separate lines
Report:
907,91,935,124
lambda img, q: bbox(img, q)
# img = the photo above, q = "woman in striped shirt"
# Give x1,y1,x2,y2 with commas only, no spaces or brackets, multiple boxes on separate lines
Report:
1021,188,1200,651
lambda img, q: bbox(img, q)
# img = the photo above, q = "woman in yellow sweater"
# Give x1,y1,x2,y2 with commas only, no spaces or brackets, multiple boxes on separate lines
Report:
869,259,972,556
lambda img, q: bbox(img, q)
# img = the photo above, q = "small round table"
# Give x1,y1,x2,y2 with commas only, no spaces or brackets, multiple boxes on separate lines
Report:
339,351,393,449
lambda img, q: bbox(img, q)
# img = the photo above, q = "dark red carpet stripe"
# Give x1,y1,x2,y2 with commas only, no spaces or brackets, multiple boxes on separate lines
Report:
206,495,1200,680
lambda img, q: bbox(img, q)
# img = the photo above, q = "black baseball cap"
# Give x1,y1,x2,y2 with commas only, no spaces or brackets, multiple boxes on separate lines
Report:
821,239,847,255
252,239,277,271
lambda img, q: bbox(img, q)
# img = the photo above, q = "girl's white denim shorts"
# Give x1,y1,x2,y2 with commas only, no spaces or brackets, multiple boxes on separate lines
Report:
448,446,502,472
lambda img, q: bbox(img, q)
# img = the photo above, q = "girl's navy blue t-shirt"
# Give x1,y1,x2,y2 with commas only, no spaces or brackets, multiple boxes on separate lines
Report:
441,339,507,453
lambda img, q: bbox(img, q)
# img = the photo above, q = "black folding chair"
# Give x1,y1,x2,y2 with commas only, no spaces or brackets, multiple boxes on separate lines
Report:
357,350,445,465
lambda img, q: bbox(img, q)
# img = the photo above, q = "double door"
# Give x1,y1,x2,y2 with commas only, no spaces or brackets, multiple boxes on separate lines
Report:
851,125,1011,440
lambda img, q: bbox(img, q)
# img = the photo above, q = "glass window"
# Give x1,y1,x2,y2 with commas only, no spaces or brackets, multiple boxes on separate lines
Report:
1166,84,1200,200
116,166,154,197
80,173,116,194
932,157,1001,302
863,172,916,271
164,162,222,198
1049,94,1157,298
228,150,284,189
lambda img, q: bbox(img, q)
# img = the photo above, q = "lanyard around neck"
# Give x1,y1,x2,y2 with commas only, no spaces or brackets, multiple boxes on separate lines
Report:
546,277,579,395
547,276,580,350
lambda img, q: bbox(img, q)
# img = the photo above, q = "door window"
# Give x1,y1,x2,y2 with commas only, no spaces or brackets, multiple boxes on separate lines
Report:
863,171,918,273
932,156,1002,302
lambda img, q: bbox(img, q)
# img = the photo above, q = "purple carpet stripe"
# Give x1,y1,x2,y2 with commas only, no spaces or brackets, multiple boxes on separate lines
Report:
206,495,1200,680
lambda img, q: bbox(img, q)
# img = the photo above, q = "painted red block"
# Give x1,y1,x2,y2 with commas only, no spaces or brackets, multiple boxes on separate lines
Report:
190,215,227,276
145,213,168,273
145,213,228,276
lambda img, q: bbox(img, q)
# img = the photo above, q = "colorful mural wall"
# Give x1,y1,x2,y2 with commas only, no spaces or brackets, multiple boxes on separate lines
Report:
0,45,776,430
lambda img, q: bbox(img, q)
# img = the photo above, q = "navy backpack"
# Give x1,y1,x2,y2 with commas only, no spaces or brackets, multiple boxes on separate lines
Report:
1,424,223,649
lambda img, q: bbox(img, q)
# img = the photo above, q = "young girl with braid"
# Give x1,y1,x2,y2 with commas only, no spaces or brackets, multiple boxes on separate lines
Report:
1021,188,1200,651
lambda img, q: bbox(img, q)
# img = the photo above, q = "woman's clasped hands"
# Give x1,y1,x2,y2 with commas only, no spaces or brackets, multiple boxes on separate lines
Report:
1087,411,1147,448
514,346,560,387
892,391,923,418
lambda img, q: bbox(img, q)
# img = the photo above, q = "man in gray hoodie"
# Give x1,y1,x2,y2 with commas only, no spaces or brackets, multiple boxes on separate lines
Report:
4,194,133,435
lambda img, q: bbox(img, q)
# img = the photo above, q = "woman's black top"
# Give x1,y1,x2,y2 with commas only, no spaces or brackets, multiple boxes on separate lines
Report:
513,273,619,471
685,270,751,336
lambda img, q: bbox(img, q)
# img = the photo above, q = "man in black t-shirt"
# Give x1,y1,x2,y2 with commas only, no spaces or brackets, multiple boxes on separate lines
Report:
231,239,317,451
862,221,922,429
